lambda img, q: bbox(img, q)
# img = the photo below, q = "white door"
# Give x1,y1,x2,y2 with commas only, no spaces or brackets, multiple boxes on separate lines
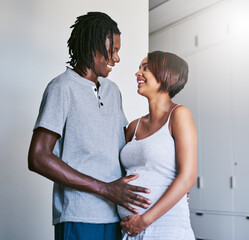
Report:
190,212,234,240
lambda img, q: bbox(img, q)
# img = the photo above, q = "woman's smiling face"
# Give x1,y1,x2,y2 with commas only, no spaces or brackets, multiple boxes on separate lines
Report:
135,57,161,97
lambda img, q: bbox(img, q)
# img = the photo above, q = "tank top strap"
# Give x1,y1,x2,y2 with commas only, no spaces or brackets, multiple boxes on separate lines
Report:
132,118,142,140
166,104,181,125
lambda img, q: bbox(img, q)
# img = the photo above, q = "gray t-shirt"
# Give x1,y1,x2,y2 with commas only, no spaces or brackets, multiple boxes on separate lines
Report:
34,67,128,224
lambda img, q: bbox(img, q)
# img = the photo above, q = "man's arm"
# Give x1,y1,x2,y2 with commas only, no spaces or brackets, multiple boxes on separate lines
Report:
28,127,151,213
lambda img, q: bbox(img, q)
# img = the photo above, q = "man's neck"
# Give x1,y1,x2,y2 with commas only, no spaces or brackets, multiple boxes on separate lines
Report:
73,67,98,85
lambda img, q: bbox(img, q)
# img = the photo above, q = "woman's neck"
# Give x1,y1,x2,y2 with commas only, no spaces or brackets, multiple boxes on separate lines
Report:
147,93,173,122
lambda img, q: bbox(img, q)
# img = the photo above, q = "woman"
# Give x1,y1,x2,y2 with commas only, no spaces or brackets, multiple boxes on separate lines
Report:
118,51,197,239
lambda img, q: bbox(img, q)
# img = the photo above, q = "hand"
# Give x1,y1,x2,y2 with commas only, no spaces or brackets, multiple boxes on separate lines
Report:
120,214,148,237
103,174,151,214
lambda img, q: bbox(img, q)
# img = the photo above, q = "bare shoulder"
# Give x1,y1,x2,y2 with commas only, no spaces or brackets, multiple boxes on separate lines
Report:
170,105,196,137
125,118,140,143
171,105,193,120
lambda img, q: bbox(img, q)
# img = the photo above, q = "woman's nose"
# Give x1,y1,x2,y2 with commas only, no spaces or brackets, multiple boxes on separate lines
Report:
135,70,142,77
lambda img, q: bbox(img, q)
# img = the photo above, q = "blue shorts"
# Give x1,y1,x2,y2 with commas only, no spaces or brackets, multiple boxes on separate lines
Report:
54,222,121,240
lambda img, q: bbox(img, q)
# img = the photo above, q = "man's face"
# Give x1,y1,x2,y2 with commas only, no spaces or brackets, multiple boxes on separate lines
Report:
93,34,121,78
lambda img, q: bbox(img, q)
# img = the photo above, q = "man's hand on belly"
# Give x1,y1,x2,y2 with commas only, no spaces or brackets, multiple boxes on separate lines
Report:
101,174,151,214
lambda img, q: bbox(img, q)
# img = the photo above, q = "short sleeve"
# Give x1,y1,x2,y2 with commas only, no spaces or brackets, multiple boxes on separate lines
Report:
118,90,129,128
34,80,69,137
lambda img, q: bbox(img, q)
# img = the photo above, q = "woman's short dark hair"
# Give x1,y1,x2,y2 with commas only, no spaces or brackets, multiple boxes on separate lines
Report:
67,12,121,74
148,51,188,98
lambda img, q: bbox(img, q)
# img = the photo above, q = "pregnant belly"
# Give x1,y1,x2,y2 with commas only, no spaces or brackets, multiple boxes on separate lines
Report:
118,185,168,219
117,184,189,223
117,172,190,227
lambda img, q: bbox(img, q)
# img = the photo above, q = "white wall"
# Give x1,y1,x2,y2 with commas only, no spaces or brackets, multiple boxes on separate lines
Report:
0,1,148,239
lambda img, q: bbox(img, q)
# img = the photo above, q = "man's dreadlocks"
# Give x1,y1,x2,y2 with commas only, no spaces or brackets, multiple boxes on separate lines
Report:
67,12,121,74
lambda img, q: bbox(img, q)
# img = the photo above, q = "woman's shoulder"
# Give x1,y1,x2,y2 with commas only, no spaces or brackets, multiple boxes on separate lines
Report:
170,105,196,137
170,105,192,120
126,115,149,143
125,118,140,143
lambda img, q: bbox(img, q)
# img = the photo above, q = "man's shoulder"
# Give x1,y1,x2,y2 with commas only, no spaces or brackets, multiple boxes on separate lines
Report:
47,69,71,90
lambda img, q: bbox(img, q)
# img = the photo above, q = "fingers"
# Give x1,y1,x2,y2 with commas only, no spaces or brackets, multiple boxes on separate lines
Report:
123,202,139,214
124,188,152,208
130,233,138,237
127,197,150,209
128,192,152,205
120,216,129,224
120,226,138,237
120,217,134,235
113,176,151,211
120,221,136,237
122,216,129,222
122,195,151,213
123,174,139,183
121,217,140,237
129,184,151,194
122,175,151,193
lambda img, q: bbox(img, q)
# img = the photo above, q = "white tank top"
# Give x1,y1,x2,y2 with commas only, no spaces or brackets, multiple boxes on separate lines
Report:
118,105,191,227
121,105,180,186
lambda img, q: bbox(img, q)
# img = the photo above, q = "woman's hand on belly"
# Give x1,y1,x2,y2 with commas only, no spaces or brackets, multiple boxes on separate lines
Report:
120,214,149,237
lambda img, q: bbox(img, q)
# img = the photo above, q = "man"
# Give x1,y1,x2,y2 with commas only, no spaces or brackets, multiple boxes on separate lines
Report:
28,12,151,240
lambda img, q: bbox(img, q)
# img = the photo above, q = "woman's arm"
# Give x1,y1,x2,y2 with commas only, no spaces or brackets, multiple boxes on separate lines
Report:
121,106,197,236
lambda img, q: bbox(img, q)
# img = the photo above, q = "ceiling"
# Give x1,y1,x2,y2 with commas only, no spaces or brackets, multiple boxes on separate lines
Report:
149,0,225,34
149,0,169,11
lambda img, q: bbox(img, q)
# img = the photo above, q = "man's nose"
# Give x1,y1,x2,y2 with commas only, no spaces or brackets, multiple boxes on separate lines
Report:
113,53,120,63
